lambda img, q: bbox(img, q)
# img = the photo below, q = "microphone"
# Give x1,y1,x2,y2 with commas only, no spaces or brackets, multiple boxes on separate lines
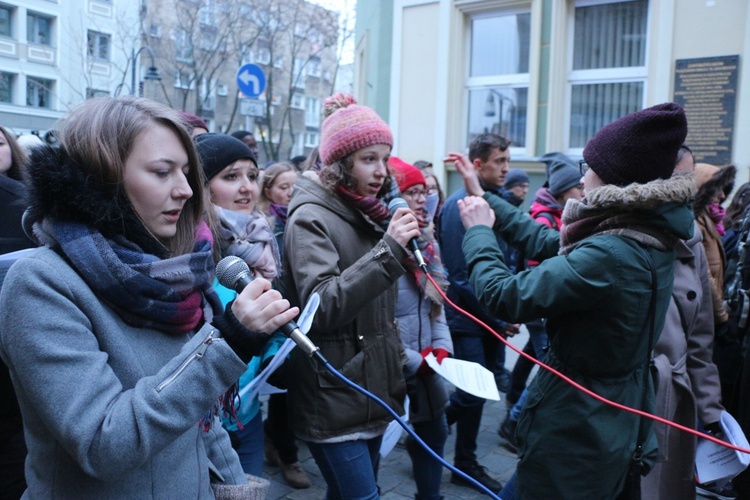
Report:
216,256,320,357
388,197,427,271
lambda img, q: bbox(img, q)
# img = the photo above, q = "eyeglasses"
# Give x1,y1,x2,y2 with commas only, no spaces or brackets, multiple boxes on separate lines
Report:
578,160,589,177
403,188,428,200
426,186,439,195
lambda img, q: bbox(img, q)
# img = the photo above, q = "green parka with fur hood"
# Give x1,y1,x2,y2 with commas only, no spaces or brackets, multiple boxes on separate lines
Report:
462,174,695,498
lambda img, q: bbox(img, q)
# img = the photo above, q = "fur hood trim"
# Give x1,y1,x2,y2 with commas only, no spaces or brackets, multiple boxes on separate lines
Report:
24,144,164,255
693,163,736,216
583,172,695,211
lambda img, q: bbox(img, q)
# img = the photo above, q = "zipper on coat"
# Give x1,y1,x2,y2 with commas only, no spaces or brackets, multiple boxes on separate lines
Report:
156,329,218,393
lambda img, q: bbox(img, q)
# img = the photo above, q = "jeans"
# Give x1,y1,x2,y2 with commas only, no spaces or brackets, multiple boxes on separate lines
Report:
447,334,496,465
307,436,383,500
228,411,264,476
406,414,448,500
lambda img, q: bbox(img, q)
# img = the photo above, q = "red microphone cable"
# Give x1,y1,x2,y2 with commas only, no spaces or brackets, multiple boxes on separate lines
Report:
424,272,750,456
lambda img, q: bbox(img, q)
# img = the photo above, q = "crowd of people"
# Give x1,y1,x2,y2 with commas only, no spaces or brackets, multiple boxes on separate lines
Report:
1,93,749,500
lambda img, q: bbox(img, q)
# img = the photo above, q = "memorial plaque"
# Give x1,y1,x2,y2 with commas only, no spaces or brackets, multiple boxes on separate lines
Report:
673,55,739,165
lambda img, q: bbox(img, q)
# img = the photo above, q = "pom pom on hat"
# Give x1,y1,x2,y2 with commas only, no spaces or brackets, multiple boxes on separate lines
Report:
504,168,529,190
319,93,393,166
583,102,687,186
388,156,426,193
195,133,257,181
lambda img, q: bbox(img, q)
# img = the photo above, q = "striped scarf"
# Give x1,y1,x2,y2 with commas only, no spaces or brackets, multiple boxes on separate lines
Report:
48,219,222,335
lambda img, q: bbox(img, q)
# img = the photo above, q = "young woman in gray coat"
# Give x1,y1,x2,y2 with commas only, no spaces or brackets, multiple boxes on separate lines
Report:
0,97,298,498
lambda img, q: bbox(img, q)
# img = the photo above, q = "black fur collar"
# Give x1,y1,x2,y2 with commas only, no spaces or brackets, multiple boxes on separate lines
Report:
25,144,167,256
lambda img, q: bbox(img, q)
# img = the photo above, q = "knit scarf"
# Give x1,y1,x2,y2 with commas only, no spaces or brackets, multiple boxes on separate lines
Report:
269,203,289,226
708,204,726,236
559,199,679,255
335,185,390,229
47,219,223,335
214,206,280,280
403,213,449,319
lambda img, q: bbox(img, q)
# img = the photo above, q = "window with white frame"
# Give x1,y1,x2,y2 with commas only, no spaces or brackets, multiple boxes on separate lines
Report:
174,70,193,90
0,72,12,102
0,6,13,38
27,12,53,46
293,57,306,89
567,0,648,150
304,131,319,148
174,29,193,61
27,76,52,108
256,40,271,65
87,31,110,61
291,92,304,109
149,23,162,38
305,97,320,127
86,88,110,99
466,10,531,151
307,56,321,78
292,132,304,157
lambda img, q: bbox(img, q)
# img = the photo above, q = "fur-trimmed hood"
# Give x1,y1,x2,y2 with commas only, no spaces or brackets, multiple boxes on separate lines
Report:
693,163,736,216
584,172,695,210
24,144,164,255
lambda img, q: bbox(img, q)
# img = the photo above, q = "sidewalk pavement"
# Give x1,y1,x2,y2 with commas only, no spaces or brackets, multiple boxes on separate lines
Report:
261,330,528,499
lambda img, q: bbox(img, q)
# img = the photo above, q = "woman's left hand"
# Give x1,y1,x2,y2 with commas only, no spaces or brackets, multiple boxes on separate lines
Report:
458,196,495,230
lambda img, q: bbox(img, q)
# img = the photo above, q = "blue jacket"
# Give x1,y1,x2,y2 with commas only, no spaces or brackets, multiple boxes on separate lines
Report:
438,186,510,336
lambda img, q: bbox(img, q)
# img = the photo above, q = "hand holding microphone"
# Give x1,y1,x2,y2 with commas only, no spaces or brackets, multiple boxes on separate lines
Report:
387,197,426,270
216,257,320,358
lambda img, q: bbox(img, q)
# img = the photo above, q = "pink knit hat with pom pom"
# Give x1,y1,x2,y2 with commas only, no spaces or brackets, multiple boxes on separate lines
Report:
319,93,393,166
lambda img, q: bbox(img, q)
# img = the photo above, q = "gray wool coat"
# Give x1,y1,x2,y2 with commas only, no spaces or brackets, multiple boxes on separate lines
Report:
0,248,249,498
641,222,724,500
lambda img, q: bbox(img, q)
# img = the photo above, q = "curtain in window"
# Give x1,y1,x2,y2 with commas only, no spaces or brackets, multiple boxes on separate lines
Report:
573,0,647,70
570,82,643,148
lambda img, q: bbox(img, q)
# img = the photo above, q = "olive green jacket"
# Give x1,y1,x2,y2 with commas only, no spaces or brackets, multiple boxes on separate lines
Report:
463,176,694,498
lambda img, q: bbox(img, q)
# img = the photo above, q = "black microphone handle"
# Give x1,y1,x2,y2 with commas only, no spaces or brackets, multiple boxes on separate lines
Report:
408,238,427,270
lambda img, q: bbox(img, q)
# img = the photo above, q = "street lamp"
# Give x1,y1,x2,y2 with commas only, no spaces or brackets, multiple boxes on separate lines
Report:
484,89,515,138
130,46,161,96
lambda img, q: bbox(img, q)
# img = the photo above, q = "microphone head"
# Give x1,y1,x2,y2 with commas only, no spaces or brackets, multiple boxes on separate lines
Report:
388,197,409,216
216,256,252,290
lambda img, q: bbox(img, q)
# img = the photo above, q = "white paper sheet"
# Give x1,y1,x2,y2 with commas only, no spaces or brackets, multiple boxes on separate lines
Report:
695,410,750,483
425,353,500,401
237,293,320,401
379,396,409,458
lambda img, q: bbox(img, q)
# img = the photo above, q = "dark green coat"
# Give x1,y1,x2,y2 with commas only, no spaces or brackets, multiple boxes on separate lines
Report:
462,180,694,498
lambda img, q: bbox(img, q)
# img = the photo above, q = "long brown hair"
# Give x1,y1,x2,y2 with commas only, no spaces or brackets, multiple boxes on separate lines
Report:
58,96,206,256
0,125,28,181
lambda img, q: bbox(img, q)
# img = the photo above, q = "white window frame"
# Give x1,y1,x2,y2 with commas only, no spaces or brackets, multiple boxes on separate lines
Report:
26,76,53,108
304,131,319,148
27,11,53,46
305,97,320,127
87,30,111,62
291,92,304,109
0,71,13,103
0,5,13,38
465,7,532,157
564,0,648,155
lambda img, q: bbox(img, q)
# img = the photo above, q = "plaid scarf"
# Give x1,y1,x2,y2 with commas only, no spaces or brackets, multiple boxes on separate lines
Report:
214,206,280,280
48,219,222,335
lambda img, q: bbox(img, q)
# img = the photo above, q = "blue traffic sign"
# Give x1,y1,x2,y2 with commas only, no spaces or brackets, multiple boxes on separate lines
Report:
236,64,266,98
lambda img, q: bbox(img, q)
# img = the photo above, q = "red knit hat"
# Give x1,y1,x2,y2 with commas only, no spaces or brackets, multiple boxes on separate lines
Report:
583,102,687,186
319,94,393,166
388,156,426,193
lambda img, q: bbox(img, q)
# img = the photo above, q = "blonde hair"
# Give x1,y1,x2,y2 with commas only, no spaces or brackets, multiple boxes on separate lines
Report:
58,96,206,256
260,162,296,207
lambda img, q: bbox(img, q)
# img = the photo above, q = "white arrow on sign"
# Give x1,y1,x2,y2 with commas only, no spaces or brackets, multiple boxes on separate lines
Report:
238,70,260,95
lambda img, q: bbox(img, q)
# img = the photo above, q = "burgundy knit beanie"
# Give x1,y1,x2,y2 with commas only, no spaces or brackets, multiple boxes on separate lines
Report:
583,102,687,186
319,93,393,166
388,156,426,192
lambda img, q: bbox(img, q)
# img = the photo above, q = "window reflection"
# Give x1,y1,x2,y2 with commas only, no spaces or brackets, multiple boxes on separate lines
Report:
470,13,531,77
468,87,527,147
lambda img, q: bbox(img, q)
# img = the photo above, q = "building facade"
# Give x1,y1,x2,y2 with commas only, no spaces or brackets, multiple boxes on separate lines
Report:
0,0,140,136
356,0,750,193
